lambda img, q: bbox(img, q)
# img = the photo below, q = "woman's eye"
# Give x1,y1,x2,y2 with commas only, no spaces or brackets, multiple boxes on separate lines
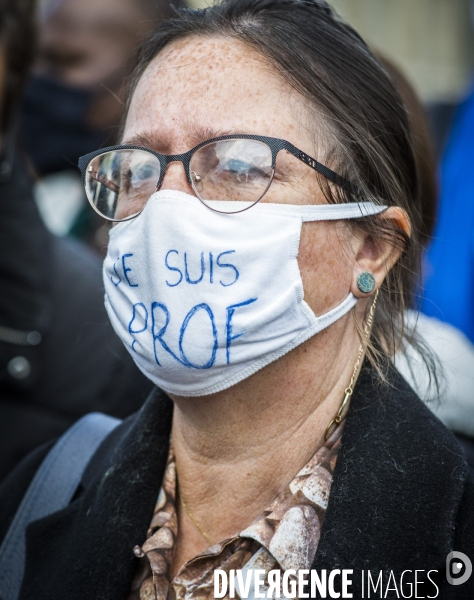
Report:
226,159,252,173
219,160,269,183
130,163,159,188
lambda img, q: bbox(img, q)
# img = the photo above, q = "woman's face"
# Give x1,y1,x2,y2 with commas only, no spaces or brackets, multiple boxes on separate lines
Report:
123,36,360,317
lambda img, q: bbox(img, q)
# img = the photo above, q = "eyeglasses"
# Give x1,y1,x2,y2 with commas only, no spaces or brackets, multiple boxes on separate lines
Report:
78,134,358,221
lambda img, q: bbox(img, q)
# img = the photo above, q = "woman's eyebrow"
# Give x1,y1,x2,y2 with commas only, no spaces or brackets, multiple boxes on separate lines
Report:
122,127,238,153
121,132,162,149
186,125,235,146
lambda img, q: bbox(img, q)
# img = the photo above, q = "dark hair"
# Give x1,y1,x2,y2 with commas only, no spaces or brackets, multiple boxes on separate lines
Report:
123,0,436,381
0,0,36,134
378,55,438,249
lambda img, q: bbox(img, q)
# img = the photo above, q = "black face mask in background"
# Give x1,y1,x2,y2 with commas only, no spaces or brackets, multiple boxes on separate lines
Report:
20,75,106,176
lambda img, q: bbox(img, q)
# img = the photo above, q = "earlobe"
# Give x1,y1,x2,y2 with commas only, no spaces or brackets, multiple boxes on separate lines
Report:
351,206,411,298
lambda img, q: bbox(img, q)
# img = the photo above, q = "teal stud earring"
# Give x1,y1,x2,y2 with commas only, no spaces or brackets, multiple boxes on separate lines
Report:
357,271,376,294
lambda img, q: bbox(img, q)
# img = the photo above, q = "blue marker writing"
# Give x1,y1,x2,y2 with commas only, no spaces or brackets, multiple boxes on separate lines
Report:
122,254,138,287
128,302,148,353
151,302,183,366
217,250,239,287
184,252,205,285
209,252,214,284
111,257,122,286
165,250,183,287
128,302,148,334
225,298,257,363
179,303,218,369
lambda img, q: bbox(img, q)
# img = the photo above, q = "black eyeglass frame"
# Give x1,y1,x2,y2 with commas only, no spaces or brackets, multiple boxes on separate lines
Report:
78,133,360,221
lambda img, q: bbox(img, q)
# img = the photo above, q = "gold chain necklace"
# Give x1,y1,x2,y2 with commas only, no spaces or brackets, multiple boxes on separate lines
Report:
324,289,379,440
180,495,214,546
179,291,379,543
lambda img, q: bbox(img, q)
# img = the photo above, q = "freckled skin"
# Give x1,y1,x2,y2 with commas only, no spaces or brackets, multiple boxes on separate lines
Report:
122,36,409,573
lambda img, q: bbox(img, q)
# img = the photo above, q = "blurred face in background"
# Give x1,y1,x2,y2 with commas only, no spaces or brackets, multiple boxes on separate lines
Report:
21,0,165,175
35,0,154,127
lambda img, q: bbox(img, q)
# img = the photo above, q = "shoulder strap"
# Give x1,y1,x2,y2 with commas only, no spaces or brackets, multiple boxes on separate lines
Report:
0,412,121,600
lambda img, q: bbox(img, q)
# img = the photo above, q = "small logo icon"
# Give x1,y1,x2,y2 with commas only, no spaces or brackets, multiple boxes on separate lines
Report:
446,551,472,585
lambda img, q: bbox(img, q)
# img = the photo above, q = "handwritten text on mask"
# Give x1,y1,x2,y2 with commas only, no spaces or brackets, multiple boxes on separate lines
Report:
110,251,257,369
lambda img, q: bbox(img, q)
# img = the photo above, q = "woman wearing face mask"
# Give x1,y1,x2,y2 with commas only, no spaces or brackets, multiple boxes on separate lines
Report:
1,1,473,599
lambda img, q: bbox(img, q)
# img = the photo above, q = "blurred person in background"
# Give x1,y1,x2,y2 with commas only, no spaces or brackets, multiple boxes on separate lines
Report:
0,0,154,483
380,57,474,466
420,0,474,345
20,0,180,249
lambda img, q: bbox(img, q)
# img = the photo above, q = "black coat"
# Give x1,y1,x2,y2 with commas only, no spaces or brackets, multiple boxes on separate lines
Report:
0,365,473,599
0,151,154,481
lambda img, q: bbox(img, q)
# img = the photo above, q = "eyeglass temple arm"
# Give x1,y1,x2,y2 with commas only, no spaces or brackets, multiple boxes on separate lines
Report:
284,143,362,199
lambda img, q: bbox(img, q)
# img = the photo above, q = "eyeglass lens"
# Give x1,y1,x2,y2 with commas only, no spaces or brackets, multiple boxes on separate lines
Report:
85,138,274,220
85,149,161,221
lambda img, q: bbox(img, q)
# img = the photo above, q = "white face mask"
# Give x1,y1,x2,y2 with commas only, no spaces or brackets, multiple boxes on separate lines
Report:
104,190,386,397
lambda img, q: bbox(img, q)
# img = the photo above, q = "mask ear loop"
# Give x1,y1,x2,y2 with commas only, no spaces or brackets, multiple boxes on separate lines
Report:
325,289,379,441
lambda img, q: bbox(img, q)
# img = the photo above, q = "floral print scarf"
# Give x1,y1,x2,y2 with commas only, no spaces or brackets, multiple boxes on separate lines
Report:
127,423,343,600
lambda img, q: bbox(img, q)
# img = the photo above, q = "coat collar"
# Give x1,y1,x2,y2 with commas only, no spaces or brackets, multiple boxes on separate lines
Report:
313,365,468,594
22,366,468,600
